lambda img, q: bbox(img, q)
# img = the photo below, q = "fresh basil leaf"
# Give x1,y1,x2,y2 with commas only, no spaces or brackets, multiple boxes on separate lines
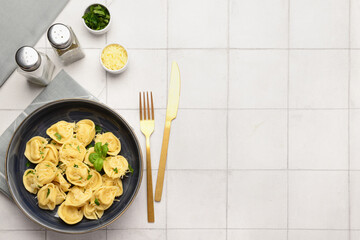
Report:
101,143,108,158
94,198,100,206
89,152,100,164
74,164,78,168
54,132,62,141
26,161,31,167
93,158,103,172
46,188,50,198
94,142,102,154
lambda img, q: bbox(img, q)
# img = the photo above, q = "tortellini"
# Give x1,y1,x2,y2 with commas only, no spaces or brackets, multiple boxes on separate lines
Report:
46,121,75,144
23,169,39,194
24,136,48,163
59,139,86,163
64,186,92,207
23,119,133,225
95,132,121,156
35,161,57,186
37,183,57,210
75,119,95,146
65,161,90,187
103,155,129,179
58,203,83,225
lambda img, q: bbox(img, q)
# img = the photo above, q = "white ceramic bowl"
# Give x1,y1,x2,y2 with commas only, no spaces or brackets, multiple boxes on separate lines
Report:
83,3,112,35
100,43,129,74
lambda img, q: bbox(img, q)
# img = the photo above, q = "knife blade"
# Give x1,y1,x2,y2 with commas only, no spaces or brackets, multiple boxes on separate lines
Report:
155,61,180,202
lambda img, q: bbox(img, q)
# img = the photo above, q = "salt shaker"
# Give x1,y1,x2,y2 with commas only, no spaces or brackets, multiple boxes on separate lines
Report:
15,46,55,86
47,23,85,65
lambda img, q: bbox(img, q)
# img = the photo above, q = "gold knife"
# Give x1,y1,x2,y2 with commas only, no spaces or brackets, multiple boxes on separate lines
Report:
155,61,181,202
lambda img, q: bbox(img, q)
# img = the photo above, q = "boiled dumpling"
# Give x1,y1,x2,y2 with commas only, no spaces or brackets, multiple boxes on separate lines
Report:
83,201,104,220
54,184,66,205
37,183,57,210
95,132,121,156
65,161,90,187
59,139,86,163
24,136,48,164
46,121,75,144
92,186,118,210
64,186,92,207
103,155,129,179
35,161,57,186
102,174,123,197
43,144,59,166
86,169,102,191
58,203,83,225
75,119,95,146
23,169,39,194
53,170,71,192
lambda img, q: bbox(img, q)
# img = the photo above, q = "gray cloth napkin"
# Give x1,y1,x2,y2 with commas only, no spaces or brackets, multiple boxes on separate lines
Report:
0,70,96,198
0,0,69,87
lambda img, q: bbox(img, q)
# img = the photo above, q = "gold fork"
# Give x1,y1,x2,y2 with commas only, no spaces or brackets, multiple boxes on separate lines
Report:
139,91,155,223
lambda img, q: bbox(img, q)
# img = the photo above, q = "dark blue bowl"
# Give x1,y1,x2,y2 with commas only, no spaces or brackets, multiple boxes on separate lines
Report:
5,99,143,233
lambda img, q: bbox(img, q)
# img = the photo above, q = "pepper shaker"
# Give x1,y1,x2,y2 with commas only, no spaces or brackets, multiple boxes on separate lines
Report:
47,23,85,65
15,46,55,86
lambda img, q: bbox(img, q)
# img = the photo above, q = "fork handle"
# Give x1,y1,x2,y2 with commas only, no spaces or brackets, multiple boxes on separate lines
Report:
155,120,171,202
146,136,155,222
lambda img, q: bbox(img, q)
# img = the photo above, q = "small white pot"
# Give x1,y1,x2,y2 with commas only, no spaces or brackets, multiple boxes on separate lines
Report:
82,3,112,35
100,43,129,74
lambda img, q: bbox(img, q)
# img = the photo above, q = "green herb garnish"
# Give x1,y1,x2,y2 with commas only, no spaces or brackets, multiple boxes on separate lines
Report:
57,161,63,167
86,143,94,150
77,146,81,153
74,164,78,168
82,5,110,30
52,142,56,145
46,188,50,198
128,164,134,174
89,142,108,172
113,168,118,174
87,174,93,180
26,161,31,167
94,198,100,206
54,132,62,141
79,177,83,180
95,125,102,134
25,170,34,176
45,164,50,167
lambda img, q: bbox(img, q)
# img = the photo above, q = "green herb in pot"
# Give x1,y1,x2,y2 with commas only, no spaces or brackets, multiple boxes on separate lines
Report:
82,4,110,30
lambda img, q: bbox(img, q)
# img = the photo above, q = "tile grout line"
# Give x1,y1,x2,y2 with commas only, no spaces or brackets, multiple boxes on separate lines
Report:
287,0,290,239
348,0,351,238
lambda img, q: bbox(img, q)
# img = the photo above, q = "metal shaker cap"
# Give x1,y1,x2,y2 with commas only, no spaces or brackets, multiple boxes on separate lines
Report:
47,23,72,49
15,46,41,72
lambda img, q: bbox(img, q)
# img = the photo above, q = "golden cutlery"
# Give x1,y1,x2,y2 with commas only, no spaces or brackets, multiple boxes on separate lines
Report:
139,91,155,222
155,61,181,202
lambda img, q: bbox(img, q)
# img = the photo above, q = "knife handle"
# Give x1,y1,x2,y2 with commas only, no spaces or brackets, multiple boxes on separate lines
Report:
155,120,171,202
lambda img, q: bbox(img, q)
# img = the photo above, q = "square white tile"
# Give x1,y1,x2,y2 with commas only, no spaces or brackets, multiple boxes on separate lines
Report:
289,50,348,108
228,230,287,240
107,0,167,48
228,110,287,169
288,230,349,240
167,109,227,170
288,171,348,229
0,194,42,230
229,50,288,108
168,50,228,109
168,0,227,48
351,0,360,48
47,229,106,240
229,0,288,48
167,170,227,228
351,231,360,239
108,170,166,229
228,170,287,228
48,0,106,49
0,110,22,135
289,110,348,169
0,71,43,110
167,229,226,240
350,110,360,169
290,0,349,48
0,231,45,240
108,230,166,240
116,109,166,171
48,48,106,97
350,50,360,108
107,50,167,109
350,172,360,229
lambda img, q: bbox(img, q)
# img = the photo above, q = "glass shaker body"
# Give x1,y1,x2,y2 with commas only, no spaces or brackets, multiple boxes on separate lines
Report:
15,47,55,86
47,23,85,65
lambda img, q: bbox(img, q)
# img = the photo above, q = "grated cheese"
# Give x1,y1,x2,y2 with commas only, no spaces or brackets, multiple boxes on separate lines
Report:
101,44,128,70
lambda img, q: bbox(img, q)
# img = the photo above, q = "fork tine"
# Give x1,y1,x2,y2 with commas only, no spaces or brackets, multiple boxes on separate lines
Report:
143,92,146,119
139,92,142,120
151,92,154,120
146,92,150,120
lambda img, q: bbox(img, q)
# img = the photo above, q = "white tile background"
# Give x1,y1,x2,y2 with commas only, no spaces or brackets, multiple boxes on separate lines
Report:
1,0,360,239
